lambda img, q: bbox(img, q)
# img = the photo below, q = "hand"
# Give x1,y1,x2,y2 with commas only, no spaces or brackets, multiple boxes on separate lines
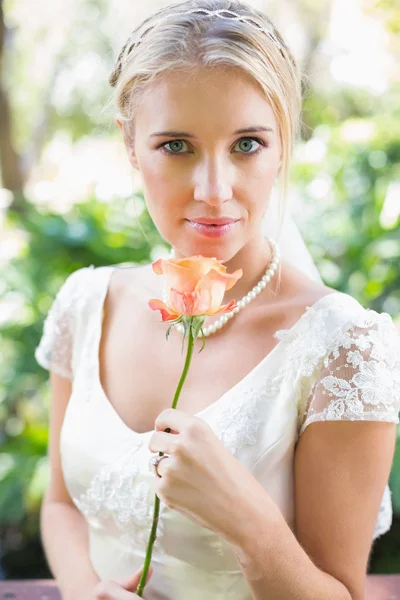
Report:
89,564,153,599
148,408,256,540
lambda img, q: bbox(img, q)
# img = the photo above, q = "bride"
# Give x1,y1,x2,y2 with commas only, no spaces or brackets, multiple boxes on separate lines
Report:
35,1,400,599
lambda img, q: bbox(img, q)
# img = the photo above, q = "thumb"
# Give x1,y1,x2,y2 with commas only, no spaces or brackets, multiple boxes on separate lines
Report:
119,564,154,591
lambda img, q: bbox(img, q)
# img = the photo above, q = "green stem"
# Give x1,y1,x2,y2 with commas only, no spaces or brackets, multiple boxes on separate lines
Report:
136,320,196,596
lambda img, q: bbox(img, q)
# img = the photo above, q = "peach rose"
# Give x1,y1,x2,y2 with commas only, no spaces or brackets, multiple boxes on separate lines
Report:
148,255,243,321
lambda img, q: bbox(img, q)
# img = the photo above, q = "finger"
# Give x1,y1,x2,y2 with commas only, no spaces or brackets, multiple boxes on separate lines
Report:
93,579,141,599
148,430,180,454
154,454,171,477
154,408,190,433
118,564,153,592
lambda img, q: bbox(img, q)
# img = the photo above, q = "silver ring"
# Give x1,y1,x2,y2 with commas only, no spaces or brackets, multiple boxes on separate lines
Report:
148,454,170,478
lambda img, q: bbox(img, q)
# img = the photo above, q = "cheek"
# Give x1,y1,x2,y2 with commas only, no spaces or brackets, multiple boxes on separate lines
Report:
140,152,187,195
139,163,186,234
140,164,176,211
239,161,278,202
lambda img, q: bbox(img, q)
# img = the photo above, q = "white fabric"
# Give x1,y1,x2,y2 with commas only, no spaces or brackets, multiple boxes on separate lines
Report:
35,265,400,599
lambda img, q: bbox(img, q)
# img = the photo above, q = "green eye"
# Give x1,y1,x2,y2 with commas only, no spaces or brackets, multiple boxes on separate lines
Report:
161,140,188,154
236,138,259,153
159,136,267,157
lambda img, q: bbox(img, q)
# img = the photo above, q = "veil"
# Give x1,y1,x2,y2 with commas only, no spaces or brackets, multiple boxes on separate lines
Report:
262,189,323,284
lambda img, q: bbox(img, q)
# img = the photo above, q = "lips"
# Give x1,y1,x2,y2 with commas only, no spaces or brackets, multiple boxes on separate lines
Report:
186,219,239,238
187,218,238,226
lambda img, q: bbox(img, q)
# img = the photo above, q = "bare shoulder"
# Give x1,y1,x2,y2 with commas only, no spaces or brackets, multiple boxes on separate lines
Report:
104,263,157,310
275,259,339,327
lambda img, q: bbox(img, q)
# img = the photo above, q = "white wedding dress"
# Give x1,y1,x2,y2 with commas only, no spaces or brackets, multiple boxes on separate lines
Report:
35,264,400,600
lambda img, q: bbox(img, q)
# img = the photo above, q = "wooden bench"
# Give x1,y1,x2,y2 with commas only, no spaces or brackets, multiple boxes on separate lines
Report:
0,576,399,599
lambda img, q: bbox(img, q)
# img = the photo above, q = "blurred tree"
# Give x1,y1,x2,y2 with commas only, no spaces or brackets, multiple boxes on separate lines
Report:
0,0,399,579
0,0,25,196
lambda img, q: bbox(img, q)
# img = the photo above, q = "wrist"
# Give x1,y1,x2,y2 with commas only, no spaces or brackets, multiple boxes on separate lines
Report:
62,574,100,600
226,491,283,580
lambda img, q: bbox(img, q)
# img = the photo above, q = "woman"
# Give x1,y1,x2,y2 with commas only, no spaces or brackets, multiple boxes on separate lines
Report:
35,1,400,599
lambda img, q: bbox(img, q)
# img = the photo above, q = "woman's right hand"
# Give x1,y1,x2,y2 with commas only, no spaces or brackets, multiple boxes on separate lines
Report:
89,564,154,599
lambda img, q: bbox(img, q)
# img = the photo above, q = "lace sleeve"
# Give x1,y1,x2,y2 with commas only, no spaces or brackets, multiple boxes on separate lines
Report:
34,266,94,379
299,310,400,437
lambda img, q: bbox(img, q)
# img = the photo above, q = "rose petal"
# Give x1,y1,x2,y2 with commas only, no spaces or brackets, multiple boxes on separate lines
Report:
222,268,243,291
163,262,199,293
196,268,240,314
196,275,226,314
212,299,237,315
169,289,198,316
151,256,242,317
174,256,226,277
192,287,213,315
148,299,180,321
151,258,165,276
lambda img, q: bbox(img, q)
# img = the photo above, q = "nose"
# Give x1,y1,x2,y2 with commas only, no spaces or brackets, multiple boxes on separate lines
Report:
193,156,233,205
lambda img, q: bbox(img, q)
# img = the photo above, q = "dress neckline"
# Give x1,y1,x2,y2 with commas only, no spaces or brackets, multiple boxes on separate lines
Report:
92,265,342,438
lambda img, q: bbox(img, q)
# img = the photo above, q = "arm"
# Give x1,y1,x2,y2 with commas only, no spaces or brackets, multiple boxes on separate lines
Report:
41,370,100,600
229,420,396,600
228,315,399,600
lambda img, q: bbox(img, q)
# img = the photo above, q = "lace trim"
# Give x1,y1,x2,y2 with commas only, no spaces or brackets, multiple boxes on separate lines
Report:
213,372,285,455
276,298,399,541
299,310,400,435
373,484,393,540
35,265,95,379
73,440,168,552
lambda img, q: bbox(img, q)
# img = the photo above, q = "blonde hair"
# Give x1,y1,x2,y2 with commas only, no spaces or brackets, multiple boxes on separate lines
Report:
106,0,304,235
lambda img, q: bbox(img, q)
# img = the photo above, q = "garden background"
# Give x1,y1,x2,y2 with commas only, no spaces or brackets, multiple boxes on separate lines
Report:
0,0,399,579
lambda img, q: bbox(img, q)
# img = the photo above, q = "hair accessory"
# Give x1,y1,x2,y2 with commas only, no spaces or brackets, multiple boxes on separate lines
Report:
110,8,286,87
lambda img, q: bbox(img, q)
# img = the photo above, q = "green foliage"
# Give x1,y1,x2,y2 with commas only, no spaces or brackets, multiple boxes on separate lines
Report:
2,66,400,584
0,192,167,576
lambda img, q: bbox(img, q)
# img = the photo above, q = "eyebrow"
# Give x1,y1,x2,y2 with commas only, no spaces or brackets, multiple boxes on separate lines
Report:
149,126,274,138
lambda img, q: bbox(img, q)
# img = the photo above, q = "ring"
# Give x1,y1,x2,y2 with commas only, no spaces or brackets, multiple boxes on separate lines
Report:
148,454,170,478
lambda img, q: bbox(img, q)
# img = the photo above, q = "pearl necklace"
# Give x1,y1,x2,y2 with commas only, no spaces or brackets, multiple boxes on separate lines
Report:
161,238,280,337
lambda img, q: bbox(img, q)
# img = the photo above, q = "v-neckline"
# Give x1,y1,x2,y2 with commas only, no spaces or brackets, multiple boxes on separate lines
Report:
92,265,341,438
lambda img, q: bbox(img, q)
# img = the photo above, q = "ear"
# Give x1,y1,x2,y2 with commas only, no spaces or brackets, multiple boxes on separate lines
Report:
115,118,140,171
128,147,140,171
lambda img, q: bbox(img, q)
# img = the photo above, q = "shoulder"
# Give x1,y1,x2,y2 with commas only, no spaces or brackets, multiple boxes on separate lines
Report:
274,258,340,324
271,259,341,338
316,293,400,382
100,263,153,308
296,293,400,435
321,290,400,354
317,290,400,349
52,264,117,324
55,264,97,305
276,281,400,374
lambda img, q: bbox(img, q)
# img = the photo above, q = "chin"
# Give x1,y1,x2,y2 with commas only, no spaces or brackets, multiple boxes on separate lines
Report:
191,248,238,264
